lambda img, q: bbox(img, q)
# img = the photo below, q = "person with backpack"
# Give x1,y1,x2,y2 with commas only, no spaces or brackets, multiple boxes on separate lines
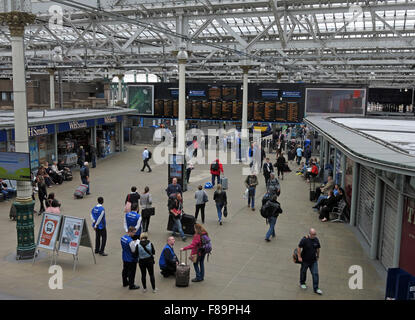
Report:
213,184,227,225
194,185,208,224
141,147,152,172
261,194,283,242
267,173,281,196
125,186,140,213
276,153,286,180
137,233,157,293
80,162,90,195
304,145,312,166
210,159,223,187
181,224,211,283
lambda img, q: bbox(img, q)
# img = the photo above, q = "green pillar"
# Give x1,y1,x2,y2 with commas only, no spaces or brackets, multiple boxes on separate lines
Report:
15,200,36,260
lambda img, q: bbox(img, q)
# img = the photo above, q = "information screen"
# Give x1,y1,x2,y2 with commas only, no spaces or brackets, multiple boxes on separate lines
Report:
0,152,31,181
261,90,279,99
189,90,206,97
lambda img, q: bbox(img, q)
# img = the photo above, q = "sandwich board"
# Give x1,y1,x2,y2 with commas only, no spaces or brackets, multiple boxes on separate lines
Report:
33,212,62,266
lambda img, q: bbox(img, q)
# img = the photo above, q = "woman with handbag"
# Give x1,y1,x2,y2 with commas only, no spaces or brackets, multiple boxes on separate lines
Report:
140,186,153,233
124,186,140,213
194,185,208,224
137,232,157,293
181,224,209,283
213,184,227,225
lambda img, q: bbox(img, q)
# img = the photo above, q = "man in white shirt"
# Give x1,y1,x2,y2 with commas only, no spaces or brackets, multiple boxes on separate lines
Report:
140,147,152,172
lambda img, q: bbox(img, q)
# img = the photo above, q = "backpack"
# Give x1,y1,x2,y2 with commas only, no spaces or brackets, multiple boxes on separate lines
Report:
148,150,152,159
199,234,212,260
260,202,272,219
211,162,219,171
80,166,86,177
293,248,301,264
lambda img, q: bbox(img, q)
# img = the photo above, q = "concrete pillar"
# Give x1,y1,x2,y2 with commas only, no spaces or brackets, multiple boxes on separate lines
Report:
0,11,37,260
177,49,188,155
341,153,347,189
120,118,124,152
48,68,56,109
370,174,383,259
53,126,58,162
349,162,360,226
92,125,97,148
134,71,137,83
392,175,405,267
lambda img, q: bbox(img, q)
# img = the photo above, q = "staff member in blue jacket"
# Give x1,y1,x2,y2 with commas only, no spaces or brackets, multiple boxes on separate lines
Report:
124,202,142,240
159,236,179,278
91,197,107,256
121,226,140,290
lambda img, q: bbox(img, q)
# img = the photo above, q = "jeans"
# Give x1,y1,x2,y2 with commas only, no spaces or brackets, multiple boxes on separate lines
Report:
216,203,223,222
211,174,220,186
81,177,90,194
300,261,319,291
265,216,277,240
297,156,302,165
248,187,256,208
172,217,186,239
193,253,206,280
315,195,328,207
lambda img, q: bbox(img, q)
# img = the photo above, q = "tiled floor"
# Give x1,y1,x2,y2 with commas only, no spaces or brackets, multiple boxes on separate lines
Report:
0,144,385,299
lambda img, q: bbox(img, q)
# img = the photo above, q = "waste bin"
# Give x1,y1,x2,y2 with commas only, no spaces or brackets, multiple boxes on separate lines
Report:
385,268,415,300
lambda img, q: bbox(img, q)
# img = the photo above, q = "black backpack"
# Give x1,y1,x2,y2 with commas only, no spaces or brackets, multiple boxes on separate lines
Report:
211,162,219,171
148,151,152,159
260,202,272,219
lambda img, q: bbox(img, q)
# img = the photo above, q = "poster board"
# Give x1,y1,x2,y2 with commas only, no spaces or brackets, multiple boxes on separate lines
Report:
128,85,154,115
36,213,62,251
58,216,85,255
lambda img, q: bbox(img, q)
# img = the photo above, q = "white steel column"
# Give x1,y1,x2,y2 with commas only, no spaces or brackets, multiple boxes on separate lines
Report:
177,48,188,155
48,68,56,109
241,66,249,135
117,74,124,105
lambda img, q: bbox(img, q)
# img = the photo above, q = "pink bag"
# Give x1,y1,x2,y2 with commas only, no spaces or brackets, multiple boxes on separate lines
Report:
124,194,132,213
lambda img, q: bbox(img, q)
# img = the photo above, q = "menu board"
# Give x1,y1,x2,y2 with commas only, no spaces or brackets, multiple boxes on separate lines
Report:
222,87,237,100
58,216,84,255
208,87,221,100
37,213,62,251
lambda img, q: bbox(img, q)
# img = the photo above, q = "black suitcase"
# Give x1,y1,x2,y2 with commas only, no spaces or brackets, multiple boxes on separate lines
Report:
167,213,195,235
309,179,316,201
9,203,16,221
176,250,190,287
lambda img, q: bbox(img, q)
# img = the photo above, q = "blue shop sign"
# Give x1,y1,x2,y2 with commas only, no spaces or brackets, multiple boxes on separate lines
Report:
0,130,6,142
97,116,123,125
282,91,301,98
11,124,55,140
58,119,95,133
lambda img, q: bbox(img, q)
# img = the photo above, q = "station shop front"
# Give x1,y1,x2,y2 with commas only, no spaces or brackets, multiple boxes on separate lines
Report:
0,115,125,170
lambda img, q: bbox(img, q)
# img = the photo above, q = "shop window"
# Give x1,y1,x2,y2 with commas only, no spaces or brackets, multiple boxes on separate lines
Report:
10,93,13,101
407,176,415,195
1,92,7,101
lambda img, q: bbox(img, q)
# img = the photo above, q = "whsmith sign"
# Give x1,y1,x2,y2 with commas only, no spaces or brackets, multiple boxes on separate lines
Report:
58,120,95,133
97,116,123,125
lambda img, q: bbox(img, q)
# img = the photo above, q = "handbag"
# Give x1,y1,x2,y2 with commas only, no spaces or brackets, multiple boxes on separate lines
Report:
223,205,228,218
189,253,198,263
124,194,132,213
202,192,208,203
142,207,155,218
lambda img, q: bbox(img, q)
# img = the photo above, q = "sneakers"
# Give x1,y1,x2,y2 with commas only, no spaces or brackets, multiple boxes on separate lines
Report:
153,288,158,293
142,288,147,293
300,284,307,289
315,288,323,295
265,238,271,242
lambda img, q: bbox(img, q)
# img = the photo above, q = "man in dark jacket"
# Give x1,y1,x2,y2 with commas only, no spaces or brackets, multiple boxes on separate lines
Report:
159,236,179,278
276,153,286,180
166,178,182,197
264,194,283,242
168,193,186,241
245,173,258,211
319,190,337,222
263,158,274,186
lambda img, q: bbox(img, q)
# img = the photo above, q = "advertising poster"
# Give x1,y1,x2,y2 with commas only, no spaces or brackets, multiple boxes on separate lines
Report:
38,213,61,251
128,85,154,115
0,152,31,181
58,216,84,255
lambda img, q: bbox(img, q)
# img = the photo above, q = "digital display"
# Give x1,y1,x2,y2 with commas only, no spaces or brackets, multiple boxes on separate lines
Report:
170,89,179,98
208,87,221,100
222,87,237,100
261,90,279,99
189,90,206,97
282,91,301,98
0,152,31,181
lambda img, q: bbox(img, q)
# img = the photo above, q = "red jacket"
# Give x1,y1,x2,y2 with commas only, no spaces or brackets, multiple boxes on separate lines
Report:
210,159,224,176
311,165,318,175
183,233,201,256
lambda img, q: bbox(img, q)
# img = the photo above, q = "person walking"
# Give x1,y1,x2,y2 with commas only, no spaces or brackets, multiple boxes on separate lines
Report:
137,233,157,293
140,186,153,233
91,197,108,256
124,202,142,240
245,172,258,211
194,185,208,224
213,184,227,225
159,236,179,278
297,228,323,295
296,145,303,165
90,144,97,168
121,226,140,290
37,176,47,215
80,162,90,195
77,146,85,168
263,194,283,242
141,147,152,172
168,193,187,241
267,173,281,196
181,224,210,283
125,186,140,213
276,153,286,180
186,161,194,184
210,159,223,187
263,158,274,186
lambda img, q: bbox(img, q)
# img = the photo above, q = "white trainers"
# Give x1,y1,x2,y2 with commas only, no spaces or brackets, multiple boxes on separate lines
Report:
153,288,158,293
142,288,147,293
315,288,323,295
300,284,307,289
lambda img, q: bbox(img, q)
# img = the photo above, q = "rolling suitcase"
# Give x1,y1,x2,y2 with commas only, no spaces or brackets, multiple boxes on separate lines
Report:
9,203,16,221
74,184,88,199
167,213,196,236
309,179,316,202
176,250,190,287
220,176,228,190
